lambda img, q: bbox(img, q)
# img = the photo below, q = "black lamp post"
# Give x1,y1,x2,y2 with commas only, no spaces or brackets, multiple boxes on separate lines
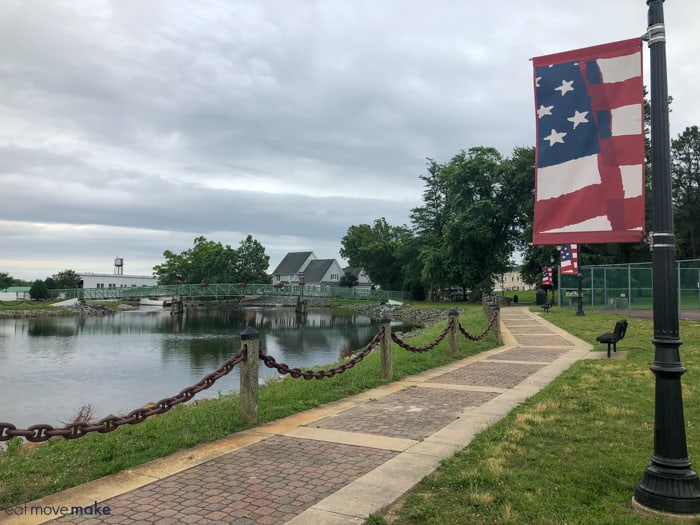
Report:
634,0,700,513
575,271,585,316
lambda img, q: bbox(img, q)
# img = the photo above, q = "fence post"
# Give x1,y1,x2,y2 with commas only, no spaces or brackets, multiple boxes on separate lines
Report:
379,317,393,381
239,327,259,425
490,304,502,345
448,309,459,357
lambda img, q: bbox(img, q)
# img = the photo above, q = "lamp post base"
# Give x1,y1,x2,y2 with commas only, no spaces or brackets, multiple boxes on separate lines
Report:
635,464,700,514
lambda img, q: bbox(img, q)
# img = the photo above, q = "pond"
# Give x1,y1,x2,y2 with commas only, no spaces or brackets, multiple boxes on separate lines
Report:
0,305,392,430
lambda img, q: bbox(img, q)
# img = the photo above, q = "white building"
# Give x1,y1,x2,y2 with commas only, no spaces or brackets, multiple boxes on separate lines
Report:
78,258,157,288
78,273,157,289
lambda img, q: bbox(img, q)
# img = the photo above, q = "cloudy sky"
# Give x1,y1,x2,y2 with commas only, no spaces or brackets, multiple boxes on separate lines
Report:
2,1,699,282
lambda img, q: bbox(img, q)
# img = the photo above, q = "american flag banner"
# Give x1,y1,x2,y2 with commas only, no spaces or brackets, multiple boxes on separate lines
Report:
532,38,645,245
542,266,553,286
560,244,579,274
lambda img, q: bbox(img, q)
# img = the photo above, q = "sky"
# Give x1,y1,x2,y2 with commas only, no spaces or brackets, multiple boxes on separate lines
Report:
2,1,699,282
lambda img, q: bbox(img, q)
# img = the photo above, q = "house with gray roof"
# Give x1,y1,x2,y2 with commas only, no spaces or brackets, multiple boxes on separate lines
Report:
272,251,316,284
272,252,345,286
303,259,343,286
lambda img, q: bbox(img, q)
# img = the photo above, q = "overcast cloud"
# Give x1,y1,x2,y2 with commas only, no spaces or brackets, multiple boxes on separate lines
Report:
1,1,699,281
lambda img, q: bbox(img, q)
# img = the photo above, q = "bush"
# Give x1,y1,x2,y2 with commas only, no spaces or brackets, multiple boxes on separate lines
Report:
29,280,50,300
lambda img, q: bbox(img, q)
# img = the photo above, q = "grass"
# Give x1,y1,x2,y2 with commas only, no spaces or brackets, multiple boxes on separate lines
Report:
0,304,498,508
372,307,700,525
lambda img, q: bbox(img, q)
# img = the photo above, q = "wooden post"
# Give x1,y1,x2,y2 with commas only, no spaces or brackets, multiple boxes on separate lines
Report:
448,309,459,357
239,327,259,425
379,317,393,381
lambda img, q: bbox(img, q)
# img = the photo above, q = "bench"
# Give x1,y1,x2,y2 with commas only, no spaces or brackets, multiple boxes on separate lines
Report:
596,319,628,358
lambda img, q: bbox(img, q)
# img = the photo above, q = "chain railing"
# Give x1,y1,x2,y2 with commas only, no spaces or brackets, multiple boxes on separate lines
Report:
1,308,501,440
390,318,454,353
0,348,248,443
458,312,499,341
259,329,384,379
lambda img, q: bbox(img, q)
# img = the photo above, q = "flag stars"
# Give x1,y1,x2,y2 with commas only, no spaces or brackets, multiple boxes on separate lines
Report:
544,129,567,146
567,110,589,129
535,76,542,87
555,79,575,96
537,105,554,118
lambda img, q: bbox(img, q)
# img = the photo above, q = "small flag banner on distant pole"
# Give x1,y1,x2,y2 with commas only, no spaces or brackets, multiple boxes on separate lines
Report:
532,38,645,245
560,244,578,275
542,266,553,286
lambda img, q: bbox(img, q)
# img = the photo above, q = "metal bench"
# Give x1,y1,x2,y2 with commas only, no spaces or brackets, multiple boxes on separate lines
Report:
596,319,628,358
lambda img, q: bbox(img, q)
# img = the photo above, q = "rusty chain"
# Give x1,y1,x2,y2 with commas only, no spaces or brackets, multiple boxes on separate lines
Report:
0,347,248,443
260,328,384,379
391,317,454,353
458,312,498,341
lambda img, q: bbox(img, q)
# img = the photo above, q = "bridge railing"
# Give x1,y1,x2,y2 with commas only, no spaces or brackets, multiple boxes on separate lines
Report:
48,283,410,302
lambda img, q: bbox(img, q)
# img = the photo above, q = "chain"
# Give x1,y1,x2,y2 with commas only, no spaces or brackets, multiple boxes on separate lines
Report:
458,313,498,341
260,328,384,379
390,317,454,353
0,348,248,443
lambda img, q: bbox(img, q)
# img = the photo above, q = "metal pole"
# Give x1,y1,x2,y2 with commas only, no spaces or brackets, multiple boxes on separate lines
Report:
634,0,700,513
576,247,585,316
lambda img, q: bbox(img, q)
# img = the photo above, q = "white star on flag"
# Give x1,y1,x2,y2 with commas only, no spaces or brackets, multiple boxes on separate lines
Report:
555,79,575,96
538,105,554,118
544,129,567,146
567,110,589,128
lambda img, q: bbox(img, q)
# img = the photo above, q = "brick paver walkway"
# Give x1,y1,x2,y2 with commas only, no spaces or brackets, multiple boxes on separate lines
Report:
7,306,590,525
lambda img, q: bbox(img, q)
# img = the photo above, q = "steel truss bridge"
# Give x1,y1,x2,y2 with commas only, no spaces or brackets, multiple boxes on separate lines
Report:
48,283,408,302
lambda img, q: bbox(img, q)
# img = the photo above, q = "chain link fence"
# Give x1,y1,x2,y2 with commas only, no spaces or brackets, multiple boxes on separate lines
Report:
557,259,700,312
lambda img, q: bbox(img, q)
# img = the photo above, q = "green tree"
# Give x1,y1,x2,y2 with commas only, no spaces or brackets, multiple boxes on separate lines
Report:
29,279,50,300
234,235,271,284
153,235,270,284
340,218,412,290
52,269,81,289
0,272,15,291
339,271,359,288
672,125,700,259
410,159,450,298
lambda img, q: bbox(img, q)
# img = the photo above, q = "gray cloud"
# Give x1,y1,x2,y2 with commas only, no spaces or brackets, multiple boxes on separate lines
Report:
1,0,699,280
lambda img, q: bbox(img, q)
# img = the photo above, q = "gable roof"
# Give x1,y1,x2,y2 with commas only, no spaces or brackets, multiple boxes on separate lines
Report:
303,259,337,282
272,251,314,276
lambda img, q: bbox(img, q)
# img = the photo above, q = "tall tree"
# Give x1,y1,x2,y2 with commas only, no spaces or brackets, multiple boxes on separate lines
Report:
672,125,700,259
340,218,412,290
234,235,271,283
411,147,525,300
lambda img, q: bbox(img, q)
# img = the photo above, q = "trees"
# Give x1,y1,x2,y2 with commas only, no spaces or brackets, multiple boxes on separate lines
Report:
672,125,700,259
52,269,81,289
410,147,533,300
339,271,359,288
29,280,50,300
0,272,15,291
152,235,271,285
340,218,413,291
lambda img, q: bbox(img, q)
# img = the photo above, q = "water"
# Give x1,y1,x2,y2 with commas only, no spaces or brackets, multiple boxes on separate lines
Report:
0,306,386,430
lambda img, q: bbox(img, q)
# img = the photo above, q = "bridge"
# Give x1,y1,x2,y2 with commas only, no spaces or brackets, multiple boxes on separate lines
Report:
48,283,409,302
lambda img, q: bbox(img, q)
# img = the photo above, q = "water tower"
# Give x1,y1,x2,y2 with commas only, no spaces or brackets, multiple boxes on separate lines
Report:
114,256,124,275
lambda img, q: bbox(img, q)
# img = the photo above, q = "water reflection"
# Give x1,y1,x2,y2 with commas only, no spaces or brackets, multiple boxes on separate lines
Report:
0,306,389,429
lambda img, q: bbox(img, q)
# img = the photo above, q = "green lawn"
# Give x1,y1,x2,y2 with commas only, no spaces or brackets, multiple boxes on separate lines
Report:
373,307,700,524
